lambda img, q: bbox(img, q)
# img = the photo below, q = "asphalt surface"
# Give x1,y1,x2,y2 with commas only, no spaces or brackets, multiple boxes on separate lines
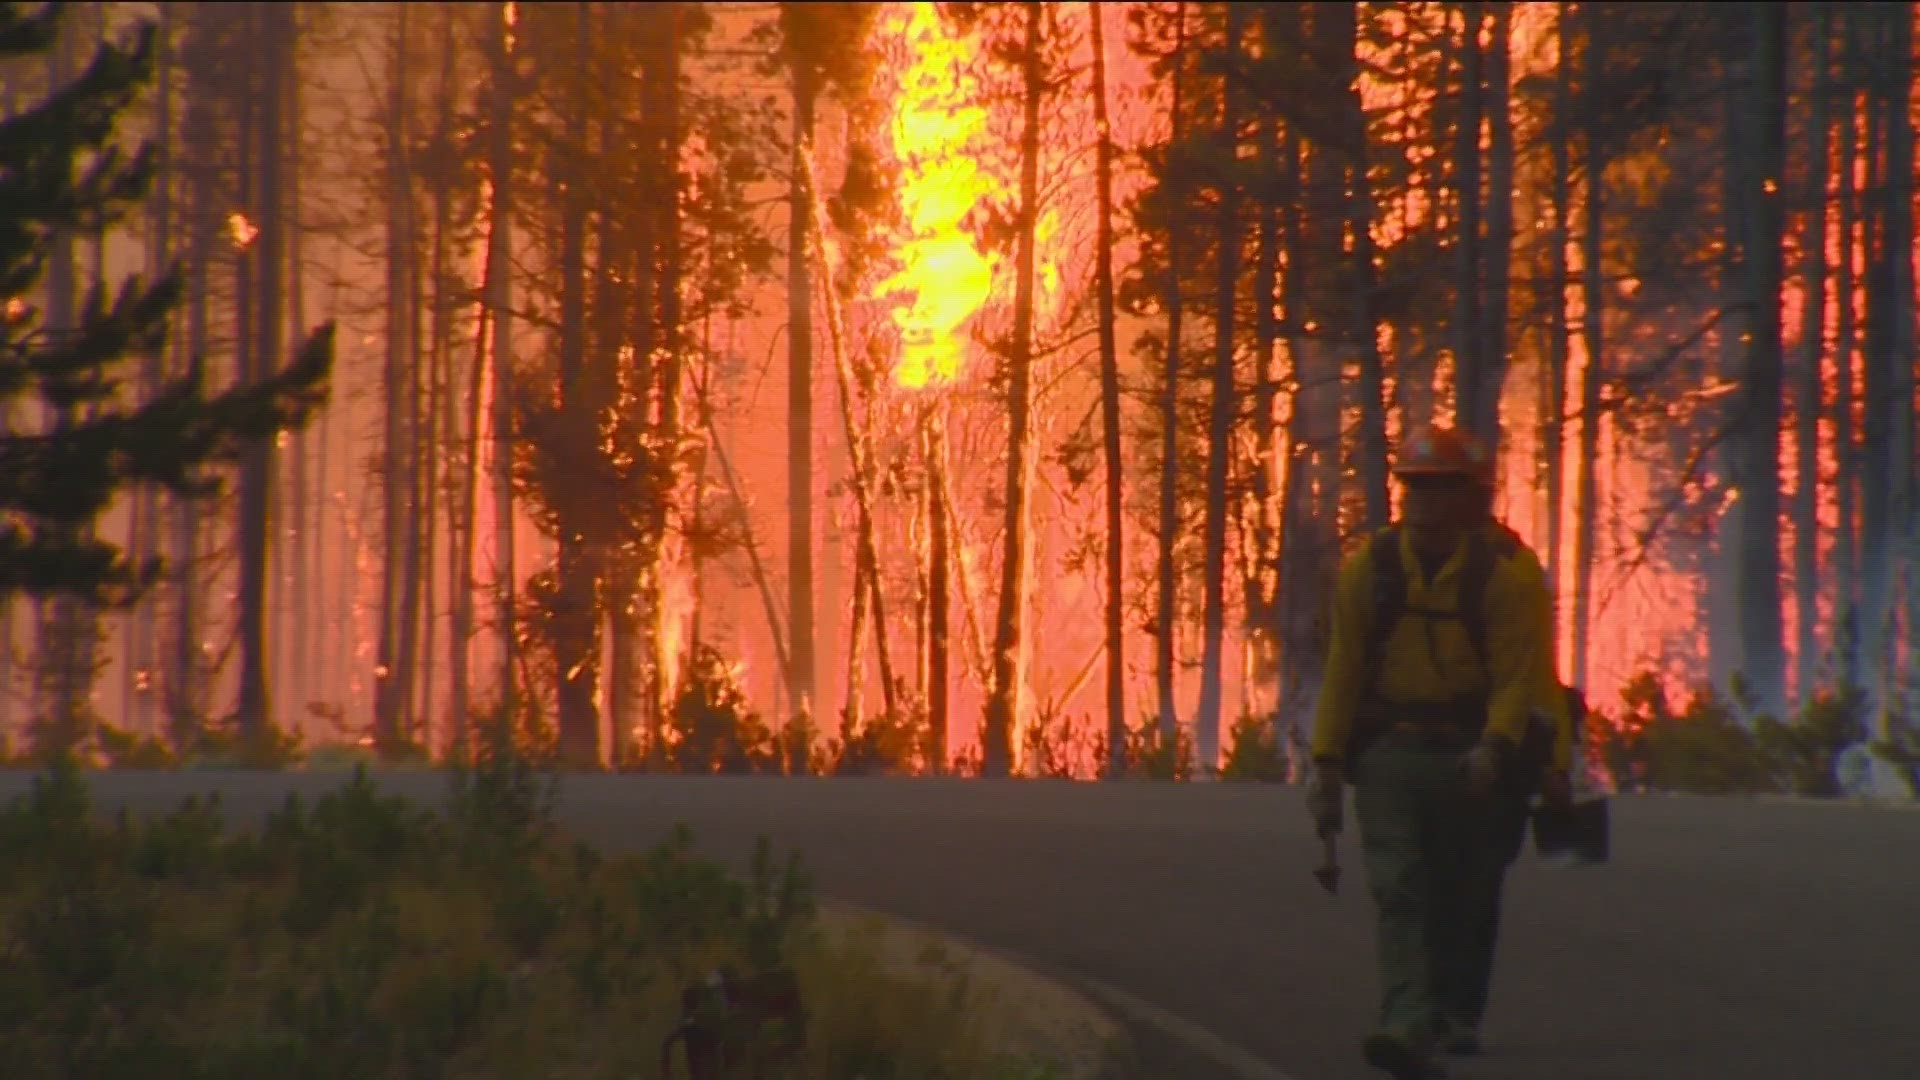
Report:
11,770,1919,1080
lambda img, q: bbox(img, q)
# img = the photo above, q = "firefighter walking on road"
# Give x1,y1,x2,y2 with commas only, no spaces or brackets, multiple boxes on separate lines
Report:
1305,425,1570,1080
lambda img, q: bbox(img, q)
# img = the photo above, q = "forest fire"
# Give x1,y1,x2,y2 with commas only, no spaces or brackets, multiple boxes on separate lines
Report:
877,2,998,390
4,2,1914,797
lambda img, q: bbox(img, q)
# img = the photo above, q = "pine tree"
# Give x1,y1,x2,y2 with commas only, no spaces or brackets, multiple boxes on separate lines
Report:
0,2,332,755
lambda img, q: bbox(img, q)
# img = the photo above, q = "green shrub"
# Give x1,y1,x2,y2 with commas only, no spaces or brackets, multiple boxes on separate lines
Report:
1100,714,1193,781
1022,700,1100,780
1589,668,1880,797
1588,674,1771,795
0,758,1050,1079
1754,684,1869,797
1220,711,1288,782
669,645,781,774
827,695,935,777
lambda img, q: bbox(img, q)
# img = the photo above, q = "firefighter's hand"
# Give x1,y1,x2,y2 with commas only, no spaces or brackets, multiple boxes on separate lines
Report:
1306,759,1345,836
1459,739,1508,797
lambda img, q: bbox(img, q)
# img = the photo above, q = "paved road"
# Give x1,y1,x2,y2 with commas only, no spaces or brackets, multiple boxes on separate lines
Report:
11,771,1918,1080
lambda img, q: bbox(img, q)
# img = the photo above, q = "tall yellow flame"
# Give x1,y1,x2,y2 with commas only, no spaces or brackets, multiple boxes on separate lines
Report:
878,3,1000,390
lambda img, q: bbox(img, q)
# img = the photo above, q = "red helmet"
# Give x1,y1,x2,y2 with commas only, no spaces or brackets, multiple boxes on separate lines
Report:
1392,424,1494,486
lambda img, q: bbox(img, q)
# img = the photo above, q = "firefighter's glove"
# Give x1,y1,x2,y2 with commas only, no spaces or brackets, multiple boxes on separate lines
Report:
1306,760,1345,836
1459,739,1509,797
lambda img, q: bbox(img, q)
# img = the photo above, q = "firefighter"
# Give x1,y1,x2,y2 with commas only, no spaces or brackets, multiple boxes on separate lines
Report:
1305,424,1569,1079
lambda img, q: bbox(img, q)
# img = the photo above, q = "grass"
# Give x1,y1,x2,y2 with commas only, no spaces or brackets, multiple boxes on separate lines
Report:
0,754,1093,1080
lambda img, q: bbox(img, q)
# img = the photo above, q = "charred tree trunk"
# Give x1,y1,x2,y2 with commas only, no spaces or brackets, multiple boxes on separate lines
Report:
169,48,218,745
924,408,951,772
284,22,308,732
1860,4,1910,725
982,1,1046,778
1569,5,1605,692
787,53,818,729
1197,4,1247,774
374,5,414,750
596,49,638,765
235,0,291,736
1451,2,1486,439
1154,0,1189,746
1337,2,1390,531
416,8,458,745
1729,2,1789,719
1832,11,1860,688
552,1,601,766
1245,93,1282,732
1792,8,1831,704
1543,1,1573,594
487,0,518,702
1473,2,1514,449
1883,8,1915,710
126,2,174,736
35,18,85,749
643,2,687,765
1088,0,1126,778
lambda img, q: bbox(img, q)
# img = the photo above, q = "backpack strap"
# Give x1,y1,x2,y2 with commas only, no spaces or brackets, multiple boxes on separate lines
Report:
1361,525,1406,690
1456,523,1521,675
1367,521,1521,682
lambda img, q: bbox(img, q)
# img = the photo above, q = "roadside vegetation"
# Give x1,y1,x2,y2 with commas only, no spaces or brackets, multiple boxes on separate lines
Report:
0,722,1080,1080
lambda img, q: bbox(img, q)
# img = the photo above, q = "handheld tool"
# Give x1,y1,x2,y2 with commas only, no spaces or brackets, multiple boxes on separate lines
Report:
1313,828,1341,895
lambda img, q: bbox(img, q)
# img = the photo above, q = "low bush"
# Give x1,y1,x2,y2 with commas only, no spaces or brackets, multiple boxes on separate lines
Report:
0,754,1071,1079
1587,669,1876,797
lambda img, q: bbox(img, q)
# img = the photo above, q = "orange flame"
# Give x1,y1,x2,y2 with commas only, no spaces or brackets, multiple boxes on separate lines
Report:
877,2,1000,390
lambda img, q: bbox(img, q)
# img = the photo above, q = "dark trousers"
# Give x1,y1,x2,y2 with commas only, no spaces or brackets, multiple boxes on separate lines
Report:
1353,736,1526,1043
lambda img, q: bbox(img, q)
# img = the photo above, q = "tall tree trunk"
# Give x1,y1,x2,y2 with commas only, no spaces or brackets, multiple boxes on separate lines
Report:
1883,6,1915,712
1858,4,1909,727
396,115,429,746
36,17,84,749
1707,15,1750,699
487,0,518,702
1543,1,1573,596
1473,2,1514,448
1792,8,1831,704
983,0,1045,778
1569,5,1605,692
1088,0,1126,779
1730,2,1788,719
413,10,453,745
924,408,951,772
0,67,11,730
1451,2,1485,438
126,2,173,737
235,0,283,736
284,20,308,733
1245,81,1282,733
1154,0,1189,746
643,1,687,765
1197,4,1247,774
1831,10,1860,689
453,244,491,756
552,1,600,766
1274,122,1315,746
1337,2,1390,532
169,67,217,746
374,3,413,750
596,42,639,764
787,55,818,729
798,144,898,733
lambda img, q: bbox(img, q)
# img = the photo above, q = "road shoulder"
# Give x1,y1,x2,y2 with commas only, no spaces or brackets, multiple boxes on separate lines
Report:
816,900,1131,1079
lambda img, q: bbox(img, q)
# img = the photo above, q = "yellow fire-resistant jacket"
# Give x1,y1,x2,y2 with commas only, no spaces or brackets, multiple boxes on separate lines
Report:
1310,523,1572,771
